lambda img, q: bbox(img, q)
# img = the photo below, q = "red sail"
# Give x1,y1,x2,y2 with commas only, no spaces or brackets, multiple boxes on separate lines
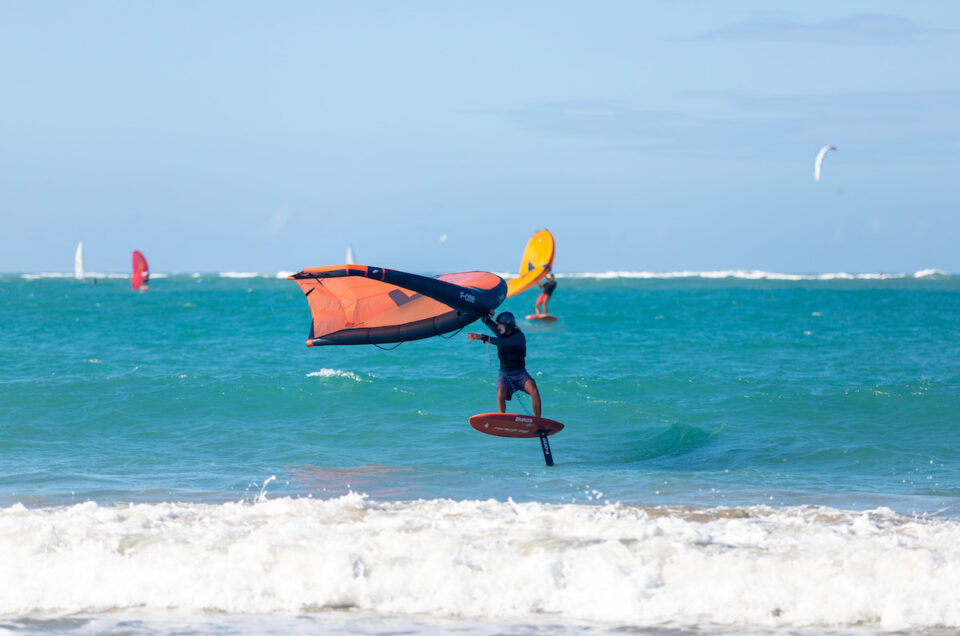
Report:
131,250,149,290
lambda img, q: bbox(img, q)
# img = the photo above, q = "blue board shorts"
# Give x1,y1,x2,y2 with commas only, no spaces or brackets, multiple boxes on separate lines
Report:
498,369,535,400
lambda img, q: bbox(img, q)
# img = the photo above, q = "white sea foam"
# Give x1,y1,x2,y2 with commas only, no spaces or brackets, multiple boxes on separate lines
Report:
914,268,948,278
11,269,953,281
22,272,128,279
79,272,128,279
21,272,76,279
559,269,950,281
19,272,163,280
219,272,261,279
306,369,367,382
1,497,959,630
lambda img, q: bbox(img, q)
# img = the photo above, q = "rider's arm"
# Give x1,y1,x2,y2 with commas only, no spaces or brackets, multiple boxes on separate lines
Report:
481,331,523,347
480,313,498,335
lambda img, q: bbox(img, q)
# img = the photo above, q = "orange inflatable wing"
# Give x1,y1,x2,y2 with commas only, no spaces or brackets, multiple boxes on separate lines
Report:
290,265,506,346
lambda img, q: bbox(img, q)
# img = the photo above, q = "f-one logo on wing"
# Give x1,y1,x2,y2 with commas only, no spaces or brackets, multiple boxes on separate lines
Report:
459,291,476,304
515,416,533,423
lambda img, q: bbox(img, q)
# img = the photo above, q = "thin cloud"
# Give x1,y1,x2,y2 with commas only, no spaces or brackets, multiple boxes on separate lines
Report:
698,13,956,46
490,91,960,163
500,100,683,145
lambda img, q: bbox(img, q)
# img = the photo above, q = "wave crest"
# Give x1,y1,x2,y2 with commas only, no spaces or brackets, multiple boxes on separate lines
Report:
1,497,958,629
560,269,951,280
306,369,368,382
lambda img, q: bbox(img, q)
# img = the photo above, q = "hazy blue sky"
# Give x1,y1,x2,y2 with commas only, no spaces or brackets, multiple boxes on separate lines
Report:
2,2,958,274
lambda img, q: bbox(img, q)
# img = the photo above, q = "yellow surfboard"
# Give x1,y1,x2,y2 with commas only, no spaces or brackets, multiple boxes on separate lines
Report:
505,229,555,297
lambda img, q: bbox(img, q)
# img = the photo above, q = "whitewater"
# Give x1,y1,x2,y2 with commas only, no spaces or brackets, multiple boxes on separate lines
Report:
1,272,958,634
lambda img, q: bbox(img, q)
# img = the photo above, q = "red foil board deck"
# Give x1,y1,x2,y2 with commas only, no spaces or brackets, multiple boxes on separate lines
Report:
469,413,564,438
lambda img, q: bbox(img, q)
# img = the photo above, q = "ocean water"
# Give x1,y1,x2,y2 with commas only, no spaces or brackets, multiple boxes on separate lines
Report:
1,271,959,634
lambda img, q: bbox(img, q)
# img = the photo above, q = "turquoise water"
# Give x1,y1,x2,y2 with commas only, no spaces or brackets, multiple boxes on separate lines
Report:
3,273,958,512
2,272,960,633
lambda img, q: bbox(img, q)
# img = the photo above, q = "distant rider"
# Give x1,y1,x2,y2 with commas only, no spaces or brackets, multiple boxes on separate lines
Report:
467,311,542,417
535,273,556,315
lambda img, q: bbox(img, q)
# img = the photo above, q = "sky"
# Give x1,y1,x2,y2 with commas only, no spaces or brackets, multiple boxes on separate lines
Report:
2,1,959,274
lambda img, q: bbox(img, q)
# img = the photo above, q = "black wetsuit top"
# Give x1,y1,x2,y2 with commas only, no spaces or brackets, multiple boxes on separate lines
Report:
480,315,527,373
541,278,557,296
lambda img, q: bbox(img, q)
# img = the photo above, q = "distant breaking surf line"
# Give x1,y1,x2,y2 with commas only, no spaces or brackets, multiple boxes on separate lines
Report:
10,269,952,281
560,269,949,280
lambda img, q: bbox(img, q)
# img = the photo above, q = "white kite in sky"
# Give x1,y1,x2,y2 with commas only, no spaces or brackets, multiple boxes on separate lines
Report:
814,145,837,182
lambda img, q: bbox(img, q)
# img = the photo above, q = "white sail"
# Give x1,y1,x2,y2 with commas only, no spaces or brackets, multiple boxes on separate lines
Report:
74,242,85,280
345,245,355,265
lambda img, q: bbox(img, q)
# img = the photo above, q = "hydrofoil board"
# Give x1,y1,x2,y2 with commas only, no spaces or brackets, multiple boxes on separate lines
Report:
468,412,564,466
469,413,564,438
525,314,558,323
